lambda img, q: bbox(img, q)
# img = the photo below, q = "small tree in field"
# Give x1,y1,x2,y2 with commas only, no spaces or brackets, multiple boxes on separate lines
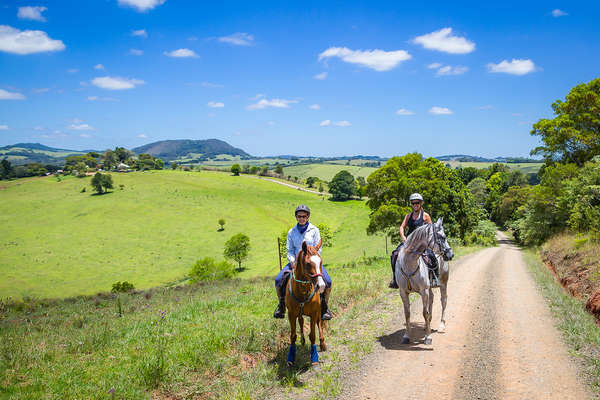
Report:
231,163,241,176
317,223,334,247
218,218,226,231
224,233,250,271
91,172,113,194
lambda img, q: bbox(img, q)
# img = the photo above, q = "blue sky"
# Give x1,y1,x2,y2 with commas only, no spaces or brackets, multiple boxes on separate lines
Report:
1,1,599,158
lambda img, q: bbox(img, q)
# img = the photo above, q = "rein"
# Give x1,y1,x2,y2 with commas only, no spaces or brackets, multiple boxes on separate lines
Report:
401,224,437,291
288,263,318,315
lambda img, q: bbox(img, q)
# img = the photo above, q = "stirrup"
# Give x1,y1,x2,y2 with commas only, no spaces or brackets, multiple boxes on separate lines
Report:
388,278,399,289
321,309,332,320
430,275,440,288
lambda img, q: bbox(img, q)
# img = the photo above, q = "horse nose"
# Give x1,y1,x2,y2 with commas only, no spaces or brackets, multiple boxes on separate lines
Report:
317,277,326,293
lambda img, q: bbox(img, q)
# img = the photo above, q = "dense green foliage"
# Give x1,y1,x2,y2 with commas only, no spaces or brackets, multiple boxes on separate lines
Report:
189,257,236,282
316,223,333,248
230,163,241,176
329,170,356,201
90,172,114,194
111,281,135,293
463,219,497,246
366,153,479,242
531,78,600,166
223,233,251,271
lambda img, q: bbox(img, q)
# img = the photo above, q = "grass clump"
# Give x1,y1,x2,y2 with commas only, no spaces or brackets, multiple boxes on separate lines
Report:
189,257,236,282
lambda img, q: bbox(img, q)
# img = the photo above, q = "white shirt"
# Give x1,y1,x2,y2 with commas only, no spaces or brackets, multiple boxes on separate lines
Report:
286,222,321,265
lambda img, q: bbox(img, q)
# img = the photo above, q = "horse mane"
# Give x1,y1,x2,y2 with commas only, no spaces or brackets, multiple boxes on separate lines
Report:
404,224,430,250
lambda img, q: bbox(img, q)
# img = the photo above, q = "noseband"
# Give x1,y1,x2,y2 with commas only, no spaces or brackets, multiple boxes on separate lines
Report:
288,256,320,314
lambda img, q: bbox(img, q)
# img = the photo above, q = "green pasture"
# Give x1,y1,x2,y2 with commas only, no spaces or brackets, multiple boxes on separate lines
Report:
281,163,378,182
0,170,384,299
445,160,543,174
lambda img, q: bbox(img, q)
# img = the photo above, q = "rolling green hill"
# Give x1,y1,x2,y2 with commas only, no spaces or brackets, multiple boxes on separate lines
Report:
281,163,378,181
132,139,250,161
0,143,85,165
0,170,383,299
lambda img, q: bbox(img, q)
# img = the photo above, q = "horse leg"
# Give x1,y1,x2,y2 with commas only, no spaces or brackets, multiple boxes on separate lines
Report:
309,317,319,364
399,289,411,344
439,263,449,332
299,315,305,346
317,317,326,352
287,313,297,366
428,287,434,325
421,289,432,345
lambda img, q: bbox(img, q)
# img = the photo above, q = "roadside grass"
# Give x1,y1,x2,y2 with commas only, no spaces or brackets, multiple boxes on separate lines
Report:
522,249,600,392
0,170,384,299
0,246,477,400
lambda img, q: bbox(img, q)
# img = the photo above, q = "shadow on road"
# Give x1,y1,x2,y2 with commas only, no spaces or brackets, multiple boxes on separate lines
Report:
377,327,436,351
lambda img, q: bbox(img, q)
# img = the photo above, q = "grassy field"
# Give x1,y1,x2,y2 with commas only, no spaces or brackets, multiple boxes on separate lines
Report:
281,163,378,182
0,170,384,300
445,161,543,174
0,245,481,399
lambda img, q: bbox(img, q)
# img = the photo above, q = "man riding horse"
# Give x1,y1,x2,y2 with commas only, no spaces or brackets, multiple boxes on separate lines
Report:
389,193,441,289
273,205,333,320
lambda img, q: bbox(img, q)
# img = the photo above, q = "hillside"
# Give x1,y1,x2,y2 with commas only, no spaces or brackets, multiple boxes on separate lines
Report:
132,139,251,161
0,143,85,165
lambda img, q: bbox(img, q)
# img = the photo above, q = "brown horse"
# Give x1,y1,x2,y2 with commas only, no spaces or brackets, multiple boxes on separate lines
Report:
285,241,326,366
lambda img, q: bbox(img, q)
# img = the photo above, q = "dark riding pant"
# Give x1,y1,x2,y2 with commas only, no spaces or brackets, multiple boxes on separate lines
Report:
275,263,332,288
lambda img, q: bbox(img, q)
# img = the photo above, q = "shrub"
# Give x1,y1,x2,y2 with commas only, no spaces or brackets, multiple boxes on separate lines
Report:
464,219,497,246
189,257,235,282
111,281,135,293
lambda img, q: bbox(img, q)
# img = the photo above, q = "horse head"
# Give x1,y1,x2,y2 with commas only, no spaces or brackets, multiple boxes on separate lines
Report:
300,241,326,294
433,217,453,261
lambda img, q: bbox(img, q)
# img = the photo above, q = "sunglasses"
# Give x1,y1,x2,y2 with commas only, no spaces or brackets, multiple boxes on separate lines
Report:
296,214,309,219
411,202,421,205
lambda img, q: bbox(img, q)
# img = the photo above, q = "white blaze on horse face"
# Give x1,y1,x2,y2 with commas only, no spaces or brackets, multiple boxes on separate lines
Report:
310,255,325,293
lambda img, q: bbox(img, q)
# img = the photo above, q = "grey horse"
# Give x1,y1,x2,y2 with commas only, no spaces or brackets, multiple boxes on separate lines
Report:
395,218,454,345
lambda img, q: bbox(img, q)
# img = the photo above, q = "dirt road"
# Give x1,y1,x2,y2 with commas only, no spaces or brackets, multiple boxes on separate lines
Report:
341,232,591,399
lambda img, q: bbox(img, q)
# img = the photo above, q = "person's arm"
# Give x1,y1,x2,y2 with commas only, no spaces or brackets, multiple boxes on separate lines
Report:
286,229,296,264
424,212,432,224
314,227,322,255
399,213,410,242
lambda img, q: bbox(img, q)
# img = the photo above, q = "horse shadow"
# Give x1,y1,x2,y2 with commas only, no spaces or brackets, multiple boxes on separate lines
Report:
377,325,437,351
269,344,314,388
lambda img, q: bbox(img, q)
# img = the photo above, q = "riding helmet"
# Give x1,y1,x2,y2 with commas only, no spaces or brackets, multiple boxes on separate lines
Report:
295,204,311,216
409,193,424,202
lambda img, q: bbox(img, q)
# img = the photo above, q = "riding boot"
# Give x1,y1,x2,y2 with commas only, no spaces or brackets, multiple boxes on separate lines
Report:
430,257,441,288
321,287,332,320
273,284,286,319
389,250,399,288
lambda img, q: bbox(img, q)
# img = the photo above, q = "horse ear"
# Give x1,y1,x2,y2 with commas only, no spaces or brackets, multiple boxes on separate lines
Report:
436,217,443,226
302,241,308,253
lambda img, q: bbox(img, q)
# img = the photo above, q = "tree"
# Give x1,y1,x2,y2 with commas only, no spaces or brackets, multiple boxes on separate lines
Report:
365,153,480,242
329,170,356,201
223,233,251,271
250,166,259,174
90,172,114,194
317,223,333,247
531,78,600,166
259,166,268,176
103,150,117,170
114,147,133,163
154,158,164,170
275,163,283,175
0,159,14,180
171,162,178,170
189,257,235,282
218,218,226,231
306,176,317,188
467,177,487,207
231,163,241,176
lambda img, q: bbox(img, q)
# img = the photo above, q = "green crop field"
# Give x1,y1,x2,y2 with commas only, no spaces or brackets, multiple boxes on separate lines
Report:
281,163,378,182
445,161,543,174
0,170,384,300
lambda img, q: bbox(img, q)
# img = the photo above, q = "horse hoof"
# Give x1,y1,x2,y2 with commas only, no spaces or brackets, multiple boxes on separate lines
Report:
287,361,294,367
312,361,319,366
401,337,410,345
438,323,445,332
424,337,432,345
320,344,327,352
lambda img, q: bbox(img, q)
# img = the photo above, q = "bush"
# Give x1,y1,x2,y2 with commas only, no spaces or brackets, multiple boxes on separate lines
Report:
464,219,497,246
189,257,235,282
111,281,135,293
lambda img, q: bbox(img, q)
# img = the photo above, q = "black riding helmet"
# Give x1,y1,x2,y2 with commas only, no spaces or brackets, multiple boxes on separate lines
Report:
295,204,310,216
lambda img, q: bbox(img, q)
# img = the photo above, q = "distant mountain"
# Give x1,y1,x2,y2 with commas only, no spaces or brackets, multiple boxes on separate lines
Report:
0,143,85,165
132,139,251,161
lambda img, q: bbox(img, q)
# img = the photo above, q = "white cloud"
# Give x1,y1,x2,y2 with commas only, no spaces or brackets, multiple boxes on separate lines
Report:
129,48,144,56
427,62,442,69
208,101,224,108
487,59,536,75
320,120,331,126
94,64,104,70
333,120,351,127
218,32,254,46
250,93,265,100
247,98,297,110
429,106,453,115
396,108,414,115
91,76,145,90
67,68,79,73
164,48,198,58
309,104,320,110
318,47,411,71
201,81,223,88
118,0,165,12
436,65,468,76
79,133,92,138
552,9,568,17
137,133,147,138
69,123,94,130
314,72,328,80
0,125,8,130
17,6,47,22
131,29,148,38
412,28,475,54
87,96,118,102
0,88,25,100
0,25,65,55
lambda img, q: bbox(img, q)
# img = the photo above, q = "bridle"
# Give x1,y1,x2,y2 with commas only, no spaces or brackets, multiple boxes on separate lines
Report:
400,224,446,290
288,252,321,314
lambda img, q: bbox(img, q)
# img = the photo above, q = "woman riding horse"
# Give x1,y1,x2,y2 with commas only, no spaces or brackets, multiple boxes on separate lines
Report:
389,193,440,288
273,205,333,320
